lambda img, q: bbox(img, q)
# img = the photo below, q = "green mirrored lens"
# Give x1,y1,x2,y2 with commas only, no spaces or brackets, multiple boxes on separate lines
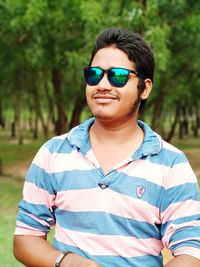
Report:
85,67,103,85
109,68,129,87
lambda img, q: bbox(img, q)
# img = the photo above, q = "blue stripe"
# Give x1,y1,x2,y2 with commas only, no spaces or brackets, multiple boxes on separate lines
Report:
145,149,187,167
53,239,163,267
171,240,200,255
160,183,200,212
44,137,73,154
161,214,200,236
17,213,49,232
170,226,200,242
55,169,101,191
18,200,55,231
26,165,166,209
26,164,57,194
27,165,101,192
27,165,199,213
109,171,164,208
54,169,165,208
55,210,161,239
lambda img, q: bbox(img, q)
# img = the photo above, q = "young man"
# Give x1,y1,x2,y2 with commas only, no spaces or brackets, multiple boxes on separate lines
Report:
13,28,200,267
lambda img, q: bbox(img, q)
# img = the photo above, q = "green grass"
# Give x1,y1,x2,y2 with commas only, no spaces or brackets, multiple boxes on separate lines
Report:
172,134,200,187
0,130,46,266
172,134,200,150
0,177,24,266
0,132,46,167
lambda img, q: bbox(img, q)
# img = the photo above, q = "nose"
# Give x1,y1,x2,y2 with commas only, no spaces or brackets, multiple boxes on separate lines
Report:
97,73,112,91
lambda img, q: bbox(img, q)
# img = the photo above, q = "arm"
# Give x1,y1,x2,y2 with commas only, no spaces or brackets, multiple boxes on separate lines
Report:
164,254,200,267
160,152,200,266
13,235,101,267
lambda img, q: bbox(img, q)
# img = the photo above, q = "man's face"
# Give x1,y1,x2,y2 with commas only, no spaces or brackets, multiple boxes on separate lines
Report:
86,46,144,125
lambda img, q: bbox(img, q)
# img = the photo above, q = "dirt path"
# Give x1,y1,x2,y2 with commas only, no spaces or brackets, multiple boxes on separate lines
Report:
3,160,31,180
184,149,200,177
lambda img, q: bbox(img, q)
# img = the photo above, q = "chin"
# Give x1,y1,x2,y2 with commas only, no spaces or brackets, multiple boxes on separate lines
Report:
93,111,113,120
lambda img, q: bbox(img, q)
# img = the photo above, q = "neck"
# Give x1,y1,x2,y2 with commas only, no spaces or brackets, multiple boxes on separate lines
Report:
90,116,143,145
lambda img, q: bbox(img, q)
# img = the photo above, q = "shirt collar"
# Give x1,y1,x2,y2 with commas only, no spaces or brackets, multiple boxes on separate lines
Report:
137,120,162,157
68,117,162,157
68,117,95,151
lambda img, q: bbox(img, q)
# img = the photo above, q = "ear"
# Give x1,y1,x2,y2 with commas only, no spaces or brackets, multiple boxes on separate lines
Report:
140,79,153,100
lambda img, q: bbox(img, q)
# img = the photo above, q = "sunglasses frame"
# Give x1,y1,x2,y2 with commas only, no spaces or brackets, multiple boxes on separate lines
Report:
83,66,145,88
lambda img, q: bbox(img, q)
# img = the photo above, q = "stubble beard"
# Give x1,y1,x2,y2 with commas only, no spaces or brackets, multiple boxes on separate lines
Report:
128,92,141,118
87,90,141,123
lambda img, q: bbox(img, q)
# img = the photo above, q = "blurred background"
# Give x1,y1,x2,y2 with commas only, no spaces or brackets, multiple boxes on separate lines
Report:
0,0,199,266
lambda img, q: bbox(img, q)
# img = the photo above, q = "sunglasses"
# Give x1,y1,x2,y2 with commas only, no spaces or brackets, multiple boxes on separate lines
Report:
83,66,145,88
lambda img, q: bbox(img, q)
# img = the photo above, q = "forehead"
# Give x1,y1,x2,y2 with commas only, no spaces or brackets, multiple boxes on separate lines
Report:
91,46,135,69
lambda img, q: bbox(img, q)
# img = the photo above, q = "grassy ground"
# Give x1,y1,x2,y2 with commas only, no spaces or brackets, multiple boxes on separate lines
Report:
171,134,200,187
0,177,24,266
0,129,199,266
0,131,45,266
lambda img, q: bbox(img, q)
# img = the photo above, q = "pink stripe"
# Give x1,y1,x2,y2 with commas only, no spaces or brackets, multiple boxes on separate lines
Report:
16,220,39,230
162,141,182,153
85,150,100,168
56,188,160,224
161,199,200,224
118,159,197,188
164,163,197,189
14,221,46,236
33,146,95,173
54,133,69,140
32,146,51,171
23,182,55,210
174,246,200,260
118,159,166,186
55,223,162,257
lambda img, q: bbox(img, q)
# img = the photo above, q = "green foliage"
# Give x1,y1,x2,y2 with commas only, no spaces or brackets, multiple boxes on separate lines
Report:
0,0,199,136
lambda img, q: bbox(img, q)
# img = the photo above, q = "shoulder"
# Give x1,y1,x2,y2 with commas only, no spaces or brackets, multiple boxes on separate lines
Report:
160,139,188,166
139,120,188,167
38,117,95,155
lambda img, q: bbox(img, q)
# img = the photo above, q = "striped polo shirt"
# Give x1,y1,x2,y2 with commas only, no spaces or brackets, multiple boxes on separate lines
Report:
15,118,200,266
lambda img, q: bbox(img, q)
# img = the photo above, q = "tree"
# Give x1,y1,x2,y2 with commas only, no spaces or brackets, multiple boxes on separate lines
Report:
0,0,199,141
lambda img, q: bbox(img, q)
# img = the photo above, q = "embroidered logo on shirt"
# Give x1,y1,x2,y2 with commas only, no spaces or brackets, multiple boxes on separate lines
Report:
136,185,146,198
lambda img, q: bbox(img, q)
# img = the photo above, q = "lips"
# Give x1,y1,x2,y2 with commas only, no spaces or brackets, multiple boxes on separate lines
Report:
93,94,118,104
94,96,116,100
93,93,118,100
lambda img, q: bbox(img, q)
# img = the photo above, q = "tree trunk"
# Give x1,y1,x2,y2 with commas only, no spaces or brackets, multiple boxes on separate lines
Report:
44,75,56,129
14,93,23,145
191,102,199,138
0,158,3,175
51,68,67,135
151,89,165,131
30,81,49,139
182,105,188,135
28,106,34,133
33,111,39,139
11,121,16,138
69,95,87,129
140,0,147,36
0,99,5,128
165,102,180,142
178,104,189,139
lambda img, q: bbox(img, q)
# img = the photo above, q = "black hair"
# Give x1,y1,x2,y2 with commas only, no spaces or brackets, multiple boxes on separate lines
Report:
89,28,155,111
